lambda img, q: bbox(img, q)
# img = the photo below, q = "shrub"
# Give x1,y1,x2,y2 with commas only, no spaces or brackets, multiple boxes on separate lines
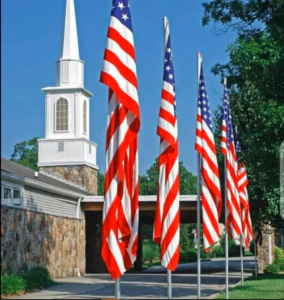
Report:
22,267,53,292
264,263,280,274
249,240,255,256
143,240,160,265
201,249,209,259
275,246,284,260
179,249,197,263
1,274,26,296
211,246,225,258
179,249,187,263
1,267,53,297
187,249,197,262
274,259,284,272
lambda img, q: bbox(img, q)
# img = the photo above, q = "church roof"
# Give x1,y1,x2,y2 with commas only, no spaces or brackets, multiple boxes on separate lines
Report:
1,157,93,196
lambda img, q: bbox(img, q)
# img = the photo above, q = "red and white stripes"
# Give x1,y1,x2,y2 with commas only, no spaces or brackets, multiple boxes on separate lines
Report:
238,164,254,250
221,84,242,240
100,0,140,280
153,18,180,271
195,57,222,251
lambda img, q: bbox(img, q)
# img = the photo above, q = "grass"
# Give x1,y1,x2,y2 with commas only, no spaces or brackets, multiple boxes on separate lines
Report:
244,250,253,256
216,274,284,299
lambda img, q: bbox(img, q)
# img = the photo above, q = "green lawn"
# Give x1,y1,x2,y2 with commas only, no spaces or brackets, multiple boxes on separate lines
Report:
216,274,284,299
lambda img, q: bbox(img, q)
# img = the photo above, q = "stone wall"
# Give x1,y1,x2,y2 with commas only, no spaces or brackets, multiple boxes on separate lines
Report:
1,205,85,278
257,224,275,273
39,165,98,195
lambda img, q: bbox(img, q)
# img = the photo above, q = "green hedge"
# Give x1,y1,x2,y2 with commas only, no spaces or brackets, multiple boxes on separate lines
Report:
274,259,284,272
264,263,280,274
275,246,284,260
1,267,54,297
180,249,197,263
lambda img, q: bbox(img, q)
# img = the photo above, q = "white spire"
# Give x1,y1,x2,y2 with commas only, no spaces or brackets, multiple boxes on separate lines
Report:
61,0,80,60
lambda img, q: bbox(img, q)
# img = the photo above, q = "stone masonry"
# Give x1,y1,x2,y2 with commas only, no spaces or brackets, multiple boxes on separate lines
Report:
1,206,86,278
257,223,275,273
39,165,98,195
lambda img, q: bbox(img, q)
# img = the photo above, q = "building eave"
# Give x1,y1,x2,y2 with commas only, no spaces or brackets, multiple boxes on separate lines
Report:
1,171,86,200
42,86,93,98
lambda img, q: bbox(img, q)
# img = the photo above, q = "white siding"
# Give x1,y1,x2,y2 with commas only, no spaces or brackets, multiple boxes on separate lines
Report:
24,186,78,219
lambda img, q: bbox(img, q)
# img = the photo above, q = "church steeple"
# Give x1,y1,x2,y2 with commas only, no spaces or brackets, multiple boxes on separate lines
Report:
61,0,80,60
56,0,84,87
39,0,98,193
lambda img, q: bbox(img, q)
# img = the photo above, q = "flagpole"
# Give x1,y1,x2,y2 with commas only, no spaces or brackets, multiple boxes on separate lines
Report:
197,52,202,300
254,228,258,277
164,16,172,300
240,234,244,286
115,278,121,299
224,77,229,300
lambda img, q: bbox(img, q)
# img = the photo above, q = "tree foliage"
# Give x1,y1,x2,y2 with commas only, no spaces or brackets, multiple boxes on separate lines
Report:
10,137,39,171
139,158,197,196
202,0,284,229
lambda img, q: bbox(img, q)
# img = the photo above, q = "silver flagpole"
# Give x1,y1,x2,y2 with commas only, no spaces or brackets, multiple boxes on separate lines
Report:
197,52,202,300
240,234,244,286
164,16,172,299
168,270,172,299
254,228,258,277
115,278,121,299
224,77,229,300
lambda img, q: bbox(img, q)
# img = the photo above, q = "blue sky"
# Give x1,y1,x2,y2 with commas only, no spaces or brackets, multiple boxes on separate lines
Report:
1,0,236,175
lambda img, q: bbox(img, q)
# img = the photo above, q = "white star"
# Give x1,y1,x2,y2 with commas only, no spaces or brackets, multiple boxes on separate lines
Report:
203,108,207,111
128,2,130,8
202,93,206,97
202,86,205,90
118,2,125,10
112,5,115,10
121,14,129,21
204,115,208,119
165,66,171,71
167,48,172,53
168,74,174,80
210,124,213,128
198,101,201,105
165,59,168,63
203,100,206,104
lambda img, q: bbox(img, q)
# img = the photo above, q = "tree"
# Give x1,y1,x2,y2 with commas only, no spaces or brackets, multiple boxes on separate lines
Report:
97,173,105,196
202,0,284,229
10,137,39,171
139,158,197,196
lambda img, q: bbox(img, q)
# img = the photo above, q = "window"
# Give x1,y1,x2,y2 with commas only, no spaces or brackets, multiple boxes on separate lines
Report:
58,141,64,152
83,100,87,134
1,185,23,207
56,98,69,131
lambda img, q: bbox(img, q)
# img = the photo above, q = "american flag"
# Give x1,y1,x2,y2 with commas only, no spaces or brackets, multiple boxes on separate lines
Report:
235,131,254,251
195,59,222,251
220,82,242,240
153,18,180,270
100,0,140,280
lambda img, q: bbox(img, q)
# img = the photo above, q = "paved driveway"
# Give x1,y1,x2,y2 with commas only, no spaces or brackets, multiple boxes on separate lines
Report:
13,257,255,299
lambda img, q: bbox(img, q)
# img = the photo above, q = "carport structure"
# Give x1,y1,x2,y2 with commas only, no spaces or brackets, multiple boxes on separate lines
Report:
82,195,198,273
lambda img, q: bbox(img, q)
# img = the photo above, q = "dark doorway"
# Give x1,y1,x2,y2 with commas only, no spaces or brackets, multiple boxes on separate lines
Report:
85,211,107,273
